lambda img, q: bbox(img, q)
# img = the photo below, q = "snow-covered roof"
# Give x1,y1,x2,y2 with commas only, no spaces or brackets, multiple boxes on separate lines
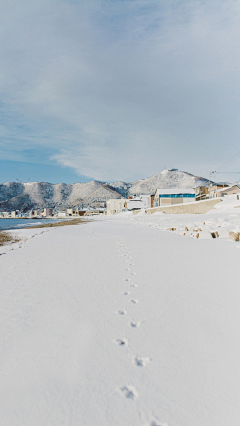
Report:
128,197,141,202
214,185,240,193
155,188,195,195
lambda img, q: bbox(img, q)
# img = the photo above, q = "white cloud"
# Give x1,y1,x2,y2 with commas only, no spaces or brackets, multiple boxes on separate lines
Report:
1,0,240,181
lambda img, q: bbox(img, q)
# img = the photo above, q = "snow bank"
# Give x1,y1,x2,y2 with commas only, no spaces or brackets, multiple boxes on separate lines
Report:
103,197,240,241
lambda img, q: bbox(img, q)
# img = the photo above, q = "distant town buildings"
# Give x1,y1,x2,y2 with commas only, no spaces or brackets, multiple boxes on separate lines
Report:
57,211,67,217
210,185,240,198
194,184,240,200
43,208,53,217
1,179,240,219
106,199,127,214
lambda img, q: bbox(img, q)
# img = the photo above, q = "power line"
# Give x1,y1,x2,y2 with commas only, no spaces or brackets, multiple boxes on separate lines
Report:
217,149,240,172
214,172,240,173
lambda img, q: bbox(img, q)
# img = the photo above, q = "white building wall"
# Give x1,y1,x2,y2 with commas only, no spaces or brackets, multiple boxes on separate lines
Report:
57,211,67,217
127,195,152,210
127,199,143,210
107,199,126,214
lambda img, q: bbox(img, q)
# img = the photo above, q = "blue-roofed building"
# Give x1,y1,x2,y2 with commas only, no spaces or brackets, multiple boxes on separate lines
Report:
153,188,196,207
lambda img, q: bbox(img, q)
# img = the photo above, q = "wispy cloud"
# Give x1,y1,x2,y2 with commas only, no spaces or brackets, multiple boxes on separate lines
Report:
1,0,240,181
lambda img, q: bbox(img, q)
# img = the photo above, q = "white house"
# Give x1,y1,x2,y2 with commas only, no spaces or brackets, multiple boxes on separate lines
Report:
210,185,240,198
106,199,127,214
2,212,10,218
57,211,67,217
154,188,196,207
43,208,53,217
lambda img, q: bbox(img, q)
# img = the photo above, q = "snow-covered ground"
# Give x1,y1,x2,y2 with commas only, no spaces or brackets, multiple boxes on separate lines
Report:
109,196,240,241
1,197,240,425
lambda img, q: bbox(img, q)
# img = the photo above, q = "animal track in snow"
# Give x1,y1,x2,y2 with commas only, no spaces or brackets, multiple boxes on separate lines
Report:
130,299,139,304
124,291,130,295
134,356,150,367
148,421,168,426
125,268,131,271
125,278,131,282
117,309,127,315
120,385,138,400
130,283,138,287
131,272,137,275
130,321,141,328
115,338,128,347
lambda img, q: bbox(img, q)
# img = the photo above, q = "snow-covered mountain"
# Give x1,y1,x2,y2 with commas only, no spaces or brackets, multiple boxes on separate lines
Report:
0,181,123,211
0,170,211,211
128,169,210,195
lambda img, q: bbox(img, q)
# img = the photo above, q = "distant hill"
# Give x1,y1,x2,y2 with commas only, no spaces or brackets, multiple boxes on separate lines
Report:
128,169,210,195
0,170,211,211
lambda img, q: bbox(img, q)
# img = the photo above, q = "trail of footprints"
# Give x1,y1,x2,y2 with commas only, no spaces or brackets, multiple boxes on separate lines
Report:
89,229,166,424
114,238,151,394
114,236,166,425
0,230,49,257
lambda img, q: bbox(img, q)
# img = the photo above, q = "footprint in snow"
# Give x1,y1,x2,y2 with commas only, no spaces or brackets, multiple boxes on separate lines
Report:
148,421,168,426
130,299,139,304
126,268,131,271
125,278,131,282
130,283,138,287
115,338,128,346
120,385,138,400
124,291,130,295
134,356,150,367
131,272,136,275
130,321,141,328
117,309,127,315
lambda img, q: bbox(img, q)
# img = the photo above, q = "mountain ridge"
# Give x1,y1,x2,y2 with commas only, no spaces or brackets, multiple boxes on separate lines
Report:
0,170,211,211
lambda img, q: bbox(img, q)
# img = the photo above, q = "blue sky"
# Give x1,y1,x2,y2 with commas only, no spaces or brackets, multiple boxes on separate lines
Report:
1,0,240,184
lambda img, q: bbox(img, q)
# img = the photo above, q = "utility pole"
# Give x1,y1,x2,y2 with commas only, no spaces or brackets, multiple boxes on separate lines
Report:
208,171,216,187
